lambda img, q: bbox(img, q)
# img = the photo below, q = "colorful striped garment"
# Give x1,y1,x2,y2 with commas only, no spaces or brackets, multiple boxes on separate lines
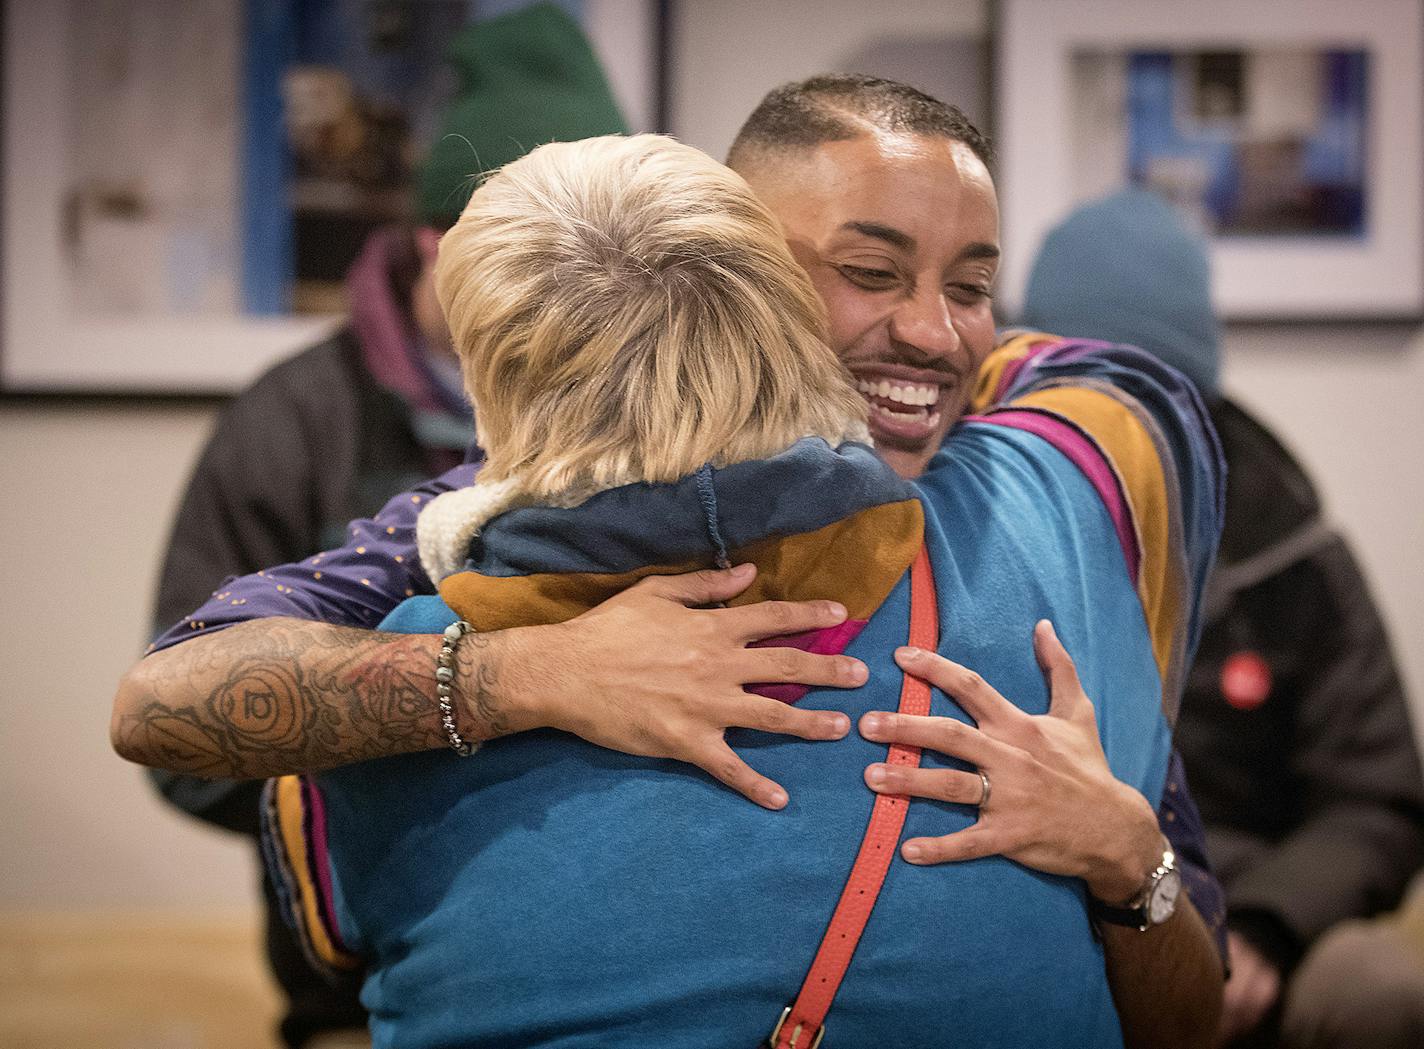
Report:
969,331,1223,720
261,336,1223,1049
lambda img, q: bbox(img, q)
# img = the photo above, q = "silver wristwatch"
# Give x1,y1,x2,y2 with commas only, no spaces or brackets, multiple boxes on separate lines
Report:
1088,840,1181,932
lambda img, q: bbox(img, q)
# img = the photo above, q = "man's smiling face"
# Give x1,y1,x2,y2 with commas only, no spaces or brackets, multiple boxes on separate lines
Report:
741,132,1000,479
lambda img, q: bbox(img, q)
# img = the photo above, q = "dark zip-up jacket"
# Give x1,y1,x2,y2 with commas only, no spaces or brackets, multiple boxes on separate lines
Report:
1176,397,1424,968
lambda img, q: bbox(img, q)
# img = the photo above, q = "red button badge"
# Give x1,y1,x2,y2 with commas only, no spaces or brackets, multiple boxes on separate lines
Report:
1221,651,1272,710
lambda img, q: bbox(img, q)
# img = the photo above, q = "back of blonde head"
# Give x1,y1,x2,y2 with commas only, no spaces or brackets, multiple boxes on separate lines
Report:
434,133,867,502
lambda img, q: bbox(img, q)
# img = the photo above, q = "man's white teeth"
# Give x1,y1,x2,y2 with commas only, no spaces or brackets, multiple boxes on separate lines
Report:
856,379,941,406
869,402,942,430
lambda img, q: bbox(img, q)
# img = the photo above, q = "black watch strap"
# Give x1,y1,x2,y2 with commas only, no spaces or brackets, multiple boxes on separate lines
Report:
1087,839,1177,932
1087,895,1149,930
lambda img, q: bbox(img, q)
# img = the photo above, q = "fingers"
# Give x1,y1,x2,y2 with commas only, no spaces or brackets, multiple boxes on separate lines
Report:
633,563,758,606
634,567,855,642
692,741,789,811
1218,936,1281,1044
728,695,851,741
688,695,850,811
1219,973,1277,1044
900,827,999,865
858,711,1003,768
719,598,851,643
864,762,983,806
893,646,1021,728
740,644,867,689
1033,620,1089,719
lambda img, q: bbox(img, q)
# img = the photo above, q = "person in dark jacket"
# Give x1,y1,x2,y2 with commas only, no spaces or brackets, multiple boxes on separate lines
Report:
1020,186,1424,1049
147,6,628,1045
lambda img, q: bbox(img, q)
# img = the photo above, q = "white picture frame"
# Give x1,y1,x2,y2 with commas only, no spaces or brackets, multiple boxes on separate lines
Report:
2,1,340,393
1,0,657,394
995,0,1423,322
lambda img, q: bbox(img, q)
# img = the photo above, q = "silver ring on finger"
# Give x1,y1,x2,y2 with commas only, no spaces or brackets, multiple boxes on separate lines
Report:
977,770,991,809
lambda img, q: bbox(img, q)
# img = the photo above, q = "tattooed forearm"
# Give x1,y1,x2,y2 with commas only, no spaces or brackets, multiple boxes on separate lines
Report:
459,631,513,740
110,617,524,779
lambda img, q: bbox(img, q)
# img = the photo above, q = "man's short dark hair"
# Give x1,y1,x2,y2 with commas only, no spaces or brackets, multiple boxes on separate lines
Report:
727,74,993,170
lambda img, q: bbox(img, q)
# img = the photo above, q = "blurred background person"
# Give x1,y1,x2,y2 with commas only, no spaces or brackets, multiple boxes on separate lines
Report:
1019,186,1424,1049
146,6,628,1047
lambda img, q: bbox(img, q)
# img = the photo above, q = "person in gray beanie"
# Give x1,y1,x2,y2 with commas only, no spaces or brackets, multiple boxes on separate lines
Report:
1022,187,1424,1049
1022,188,1220,396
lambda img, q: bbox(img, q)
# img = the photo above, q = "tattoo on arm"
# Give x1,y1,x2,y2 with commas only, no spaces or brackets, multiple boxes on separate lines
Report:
114,618,514,779
458,632,512,740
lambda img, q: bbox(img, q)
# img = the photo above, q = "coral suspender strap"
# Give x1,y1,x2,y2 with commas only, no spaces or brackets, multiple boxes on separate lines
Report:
768,542,938,1049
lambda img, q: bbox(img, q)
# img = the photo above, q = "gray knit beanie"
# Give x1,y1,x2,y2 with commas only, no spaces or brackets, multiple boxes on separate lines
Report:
1019,187,1221,398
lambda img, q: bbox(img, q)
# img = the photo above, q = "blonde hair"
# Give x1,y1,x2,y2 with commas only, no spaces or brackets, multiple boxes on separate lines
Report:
434,133,867,502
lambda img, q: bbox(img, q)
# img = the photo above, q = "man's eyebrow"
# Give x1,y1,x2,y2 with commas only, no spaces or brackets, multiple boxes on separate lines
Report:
841,221,914,251
962,242,1001,262
840,223,1001,264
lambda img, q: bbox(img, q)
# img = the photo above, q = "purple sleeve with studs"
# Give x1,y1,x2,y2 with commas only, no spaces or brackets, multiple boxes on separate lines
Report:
147,463,477,654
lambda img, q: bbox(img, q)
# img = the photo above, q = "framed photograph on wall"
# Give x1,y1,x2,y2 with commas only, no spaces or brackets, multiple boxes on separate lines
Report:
994,0,1423,322
1,0,658,394
2,0,339,394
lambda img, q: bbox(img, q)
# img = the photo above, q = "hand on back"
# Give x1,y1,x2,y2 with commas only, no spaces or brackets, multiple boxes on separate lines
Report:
505,563,866,810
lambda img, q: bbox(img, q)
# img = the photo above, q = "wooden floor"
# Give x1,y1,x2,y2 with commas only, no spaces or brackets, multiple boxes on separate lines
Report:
0,909,287,1049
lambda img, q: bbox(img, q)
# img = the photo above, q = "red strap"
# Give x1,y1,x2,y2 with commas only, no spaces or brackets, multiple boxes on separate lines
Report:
770,543,938,1049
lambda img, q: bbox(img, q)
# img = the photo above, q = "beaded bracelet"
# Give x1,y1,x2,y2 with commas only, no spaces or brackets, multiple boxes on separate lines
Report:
436,619,479,757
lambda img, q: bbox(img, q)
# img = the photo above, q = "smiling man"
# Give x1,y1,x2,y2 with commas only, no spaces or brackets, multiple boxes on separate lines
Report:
737,129,999,478
115,76,1223,1047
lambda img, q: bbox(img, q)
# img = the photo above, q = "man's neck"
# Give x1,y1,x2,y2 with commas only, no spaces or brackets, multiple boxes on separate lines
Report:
878,442,936,480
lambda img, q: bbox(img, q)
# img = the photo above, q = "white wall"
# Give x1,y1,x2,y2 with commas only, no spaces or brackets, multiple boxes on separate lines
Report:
584,0,658,132
671,0,989,159
0,401,255,908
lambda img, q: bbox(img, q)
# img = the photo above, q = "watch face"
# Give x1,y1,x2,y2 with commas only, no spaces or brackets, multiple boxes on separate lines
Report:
1148,868,1182,925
